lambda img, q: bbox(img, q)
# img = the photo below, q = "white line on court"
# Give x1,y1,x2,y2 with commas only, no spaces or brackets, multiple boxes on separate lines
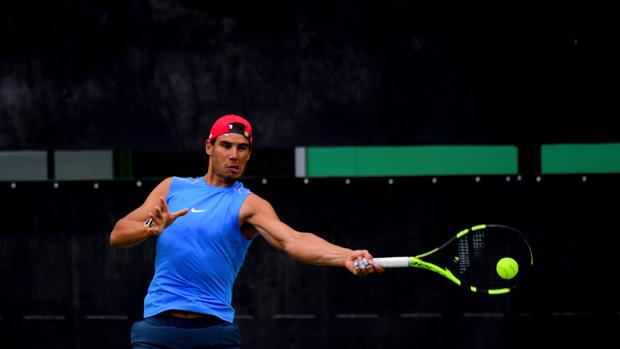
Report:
234,314,254,320
551,312,594,317
461,313,504,318
84,315,129,320
399,313,443,318
273,314,316,319
334,313,379,319
22,315,66,320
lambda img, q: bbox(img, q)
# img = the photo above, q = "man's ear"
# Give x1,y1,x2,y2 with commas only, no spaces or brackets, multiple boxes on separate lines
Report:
205,140,213,156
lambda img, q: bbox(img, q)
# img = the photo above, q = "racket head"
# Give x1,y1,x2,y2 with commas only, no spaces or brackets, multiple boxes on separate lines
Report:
430,224,534,294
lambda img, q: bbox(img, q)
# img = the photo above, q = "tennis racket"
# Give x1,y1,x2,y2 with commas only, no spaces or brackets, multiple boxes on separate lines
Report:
373,224,534,295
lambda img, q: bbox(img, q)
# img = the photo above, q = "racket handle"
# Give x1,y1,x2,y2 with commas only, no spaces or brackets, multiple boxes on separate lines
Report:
373,257,410,268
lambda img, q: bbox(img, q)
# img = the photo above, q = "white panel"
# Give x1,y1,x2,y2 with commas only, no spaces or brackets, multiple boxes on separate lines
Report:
294,146,306,178
55,150,113,180
0,151,47,180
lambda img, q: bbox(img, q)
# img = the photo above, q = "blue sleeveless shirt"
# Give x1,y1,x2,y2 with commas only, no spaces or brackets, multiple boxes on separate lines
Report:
143,176,254,322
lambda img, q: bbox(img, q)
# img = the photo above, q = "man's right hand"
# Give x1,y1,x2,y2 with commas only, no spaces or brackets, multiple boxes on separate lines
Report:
146,197,189,236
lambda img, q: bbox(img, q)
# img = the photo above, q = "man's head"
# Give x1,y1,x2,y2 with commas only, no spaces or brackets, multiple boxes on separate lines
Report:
205,114,253,184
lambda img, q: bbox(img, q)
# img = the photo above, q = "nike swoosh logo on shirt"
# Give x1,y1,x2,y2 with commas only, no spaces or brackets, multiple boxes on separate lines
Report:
190,208,208,213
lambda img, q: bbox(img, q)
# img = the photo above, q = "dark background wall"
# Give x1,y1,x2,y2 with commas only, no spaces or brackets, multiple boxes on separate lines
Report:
1,176,618,348
1,1,619,349
1,0,618,150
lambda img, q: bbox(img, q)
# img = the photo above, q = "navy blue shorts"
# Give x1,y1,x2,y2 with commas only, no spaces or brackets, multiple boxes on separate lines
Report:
131,313,241,349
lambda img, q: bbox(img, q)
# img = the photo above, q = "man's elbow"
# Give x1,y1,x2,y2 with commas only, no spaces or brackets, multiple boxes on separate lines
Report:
109,232,119,248
109,223,123,248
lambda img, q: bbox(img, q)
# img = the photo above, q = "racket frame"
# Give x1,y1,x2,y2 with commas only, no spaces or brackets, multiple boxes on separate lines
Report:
374,224,533,295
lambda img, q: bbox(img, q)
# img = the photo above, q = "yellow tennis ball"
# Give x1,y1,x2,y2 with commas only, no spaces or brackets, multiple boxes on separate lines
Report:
496,257,519,280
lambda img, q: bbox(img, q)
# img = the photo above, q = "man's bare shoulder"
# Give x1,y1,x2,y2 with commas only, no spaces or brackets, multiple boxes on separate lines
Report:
139,177,175,203
244,192,270,208
240,192,276,220
152,177,174,192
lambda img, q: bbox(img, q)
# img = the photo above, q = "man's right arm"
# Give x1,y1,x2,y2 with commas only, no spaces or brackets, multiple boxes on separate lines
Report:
109,177,188,248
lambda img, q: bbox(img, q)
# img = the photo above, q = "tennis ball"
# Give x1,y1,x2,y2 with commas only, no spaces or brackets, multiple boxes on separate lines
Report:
496,257,519,280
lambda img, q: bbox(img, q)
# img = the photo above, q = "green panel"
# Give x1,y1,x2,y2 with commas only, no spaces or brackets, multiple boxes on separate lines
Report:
542,143,620,174
357,146,517,176
307,146,517,177
117,150,134,179
306,147,358,177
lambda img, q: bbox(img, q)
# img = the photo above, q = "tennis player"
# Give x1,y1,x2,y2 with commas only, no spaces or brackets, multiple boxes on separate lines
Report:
109,114,383,348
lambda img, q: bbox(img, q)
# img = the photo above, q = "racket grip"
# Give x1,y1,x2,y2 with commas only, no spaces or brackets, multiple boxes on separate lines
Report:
373,257,410,268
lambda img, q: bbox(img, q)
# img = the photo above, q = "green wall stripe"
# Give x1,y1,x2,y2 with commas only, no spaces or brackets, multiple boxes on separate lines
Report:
306,147,358,177
542,143,620,174
118,150,133,179
306,146,518,177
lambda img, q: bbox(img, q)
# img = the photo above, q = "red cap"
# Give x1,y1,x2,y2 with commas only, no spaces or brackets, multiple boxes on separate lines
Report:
207,114,253,145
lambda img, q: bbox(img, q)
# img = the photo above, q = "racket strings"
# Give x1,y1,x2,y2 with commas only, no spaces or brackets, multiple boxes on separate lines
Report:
456,231,487,273
456,229,527,290
457,239,471,273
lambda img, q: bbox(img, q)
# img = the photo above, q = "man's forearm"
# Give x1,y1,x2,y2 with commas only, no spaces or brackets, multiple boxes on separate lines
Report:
109,218,152,248
284,232,353,266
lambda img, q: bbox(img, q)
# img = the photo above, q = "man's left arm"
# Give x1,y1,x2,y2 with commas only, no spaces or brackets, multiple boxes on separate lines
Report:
241,194,382,276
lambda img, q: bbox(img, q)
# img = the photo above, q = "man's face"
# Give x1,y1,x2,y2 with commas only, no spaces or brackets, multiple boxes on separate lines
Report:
206,133,252,182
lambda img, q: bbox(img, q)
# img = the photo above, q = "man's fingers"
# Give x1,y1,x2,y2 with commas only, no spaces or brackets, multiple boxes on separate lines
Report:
159,197,170,213
144,214,162,236
371,261,384,273
148,212,160,226
352,255,381,276
353,257,369,276
146,226,161,237
152,206,165,227
170,208,190,220
149,197,188,233
363,258,375,274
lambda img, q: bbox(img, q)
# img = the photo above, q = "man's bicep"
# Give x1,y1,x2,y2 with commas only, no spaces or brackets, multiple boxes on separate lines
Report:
255,219,299,250
123,204,152,222
247,197,298,250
